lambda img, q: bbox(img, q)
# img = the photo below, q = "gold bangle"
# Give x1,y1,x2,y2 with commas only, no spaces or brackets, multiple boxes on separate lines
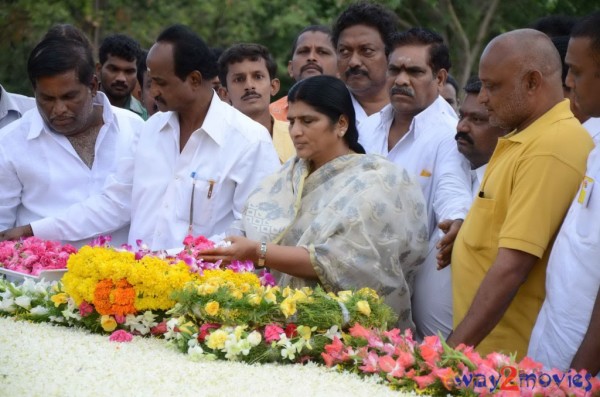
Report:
257,240,267,268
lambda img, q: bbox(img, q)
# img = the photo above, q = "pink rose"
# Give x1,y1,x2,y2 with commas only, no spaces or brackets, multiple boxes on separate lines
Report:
109,330,133,342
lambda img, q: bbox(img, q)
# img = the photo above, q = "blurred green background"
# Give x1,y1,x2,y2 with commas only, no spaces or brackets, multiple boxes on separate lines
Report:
1,0,597,98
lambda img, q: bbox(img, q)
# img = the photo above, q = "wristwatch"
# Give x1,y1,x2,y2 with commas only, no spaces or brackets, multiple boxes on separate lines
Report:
257,240,268,268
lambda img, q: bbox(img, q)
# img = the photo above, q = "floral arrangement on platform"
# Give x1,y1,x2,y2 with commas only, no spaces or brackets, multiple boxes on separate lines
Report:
165,282,396,363
0,237,76,275
321,325,600,396
1,235,599,396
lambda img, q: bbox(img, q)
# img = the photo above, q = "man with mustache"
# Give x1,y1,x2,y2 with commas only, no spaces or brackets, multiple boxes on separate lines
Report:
359,28,472,340
455,76,507,196
0,25,280,251
270,25,339,122
0,25,142,246
332,2,399,135
448,29,594,360
97,34,148,120
218,43,295,163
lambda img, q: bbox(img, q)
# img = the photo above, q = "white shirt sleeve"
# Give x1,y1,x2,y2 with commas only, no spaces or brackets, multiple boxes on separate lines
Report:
432,133,472,222
229,139,280,222
0,144,20,230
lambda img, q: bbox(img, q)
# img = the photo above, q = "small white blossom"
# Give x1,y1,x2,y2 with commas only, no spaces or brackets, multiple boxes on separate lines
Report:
15,295,32,309
29,306,49,316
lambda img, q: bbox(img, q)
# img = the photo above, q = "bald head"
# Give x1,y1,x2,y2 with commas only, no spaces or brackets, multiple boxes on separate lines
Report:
483,29,562,81
478,29,565,132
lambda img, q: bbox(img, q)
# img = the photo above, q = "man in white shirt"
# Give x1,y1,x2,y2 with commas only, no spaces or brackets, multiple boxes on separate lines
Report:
0,84,35,130
359,28,472,339
1,25,280,251
0,26,141,247
528,11,600,376
332,2,398,134
454,77,507,197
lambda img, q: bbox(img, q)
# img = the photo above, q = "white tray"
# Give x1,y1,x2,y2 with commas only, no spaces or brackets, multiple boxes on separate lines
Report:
0,267,67,283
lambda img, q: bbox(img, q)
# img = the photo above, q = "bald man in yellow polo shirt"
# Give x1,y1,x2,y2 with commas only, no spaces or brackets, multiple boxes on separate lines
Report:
447,29,594,359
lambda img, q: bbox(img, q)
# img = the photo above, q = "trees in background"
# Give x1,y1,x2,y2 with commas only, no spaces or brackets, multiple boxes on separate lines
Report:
0,0,596,96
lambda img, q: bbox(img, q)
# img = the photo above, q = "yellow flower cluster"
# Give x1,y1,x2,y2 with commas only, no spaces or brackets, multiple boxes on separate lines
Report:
62,246,197,312
197,269,260,293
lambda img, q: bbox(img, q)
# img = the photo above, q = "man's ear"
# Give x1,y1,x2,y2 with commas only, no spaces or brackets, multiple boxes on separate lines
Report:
218,86,230,103
270,78,281,97
188,70,203,87
436,68,448,89
90,75,99,96
287,60,294,79
524,70,542,92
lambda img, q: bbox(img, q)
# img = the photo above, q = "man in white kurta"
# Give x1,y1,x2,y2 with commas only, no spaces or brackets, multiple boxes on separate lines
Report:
0,84,35,130
359,30,472,339
0,92,140,247
527,14,600,376
10,25,280,251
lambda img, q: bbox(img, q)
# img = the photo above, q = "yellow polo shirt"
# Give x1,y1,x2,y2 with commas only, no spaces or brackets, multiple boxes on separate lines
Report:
272,118,295,163
452,100,594,359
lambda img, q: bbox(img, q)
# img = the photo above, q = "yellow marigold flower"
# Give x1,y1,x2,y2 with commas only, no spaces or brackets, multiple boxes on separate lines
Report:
205,301,220,316
100,315,117,332
230,289,243,300
206,329,228,350
280,297,297,318
50,292,69,307
357,300,371,317
282,286,292,298
337,290,353,302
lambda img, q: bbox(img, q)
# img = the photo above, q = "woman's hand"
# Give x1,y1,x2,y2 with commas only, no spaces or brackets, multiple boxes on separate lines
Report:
199,236,259,265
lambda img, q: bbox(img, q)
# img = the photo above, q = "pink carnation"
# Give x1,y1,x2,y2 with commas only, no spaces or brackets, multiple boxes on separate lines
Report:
78,301,94,317
264,324,284,343
109,330,133,342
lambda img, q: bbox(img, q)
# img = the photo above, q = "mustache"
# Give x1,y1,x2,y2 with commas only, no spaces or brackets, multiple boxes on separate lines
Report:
300,63,323,74
154,95,166,105
455,131,474,144
242,90,261,100
110,82,129,89
390,86,414,97
345,67,368,78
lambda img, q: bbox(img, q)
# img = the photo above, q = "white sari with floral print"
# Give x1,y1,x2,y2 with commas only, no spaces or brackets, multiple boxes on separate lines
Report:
243,154,428,330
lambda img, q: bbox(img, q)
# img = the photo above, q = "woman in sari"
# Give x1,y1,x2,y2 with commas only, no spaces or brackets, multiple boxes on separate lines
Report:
201,75,428,330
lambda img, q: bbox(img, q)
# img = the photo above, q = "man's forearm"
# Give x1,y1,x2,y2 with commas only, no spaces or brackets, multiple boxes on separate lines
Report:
448,248,537,347
570,286,600,376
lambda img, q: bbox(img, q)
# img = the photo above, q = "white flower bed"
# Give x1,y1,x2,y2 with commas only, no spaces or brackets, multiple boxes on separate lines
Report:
0,317,421,397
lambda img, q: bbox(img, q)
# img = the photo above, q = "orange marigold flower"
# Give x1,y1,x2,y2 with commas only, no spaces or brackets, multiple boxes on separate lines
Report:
93,278,137,316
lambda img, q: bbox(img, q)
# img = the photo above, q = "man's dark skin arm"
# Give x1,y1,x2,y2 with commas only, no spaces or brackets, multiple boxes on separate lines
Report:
570,286,600,376
447,247,537,347
0,225,33,242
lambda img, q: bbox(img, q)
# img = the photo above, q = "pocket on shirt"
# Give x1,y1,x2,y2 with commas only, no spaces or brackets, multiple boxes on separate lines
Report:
175,175,217,228
462,196,496,250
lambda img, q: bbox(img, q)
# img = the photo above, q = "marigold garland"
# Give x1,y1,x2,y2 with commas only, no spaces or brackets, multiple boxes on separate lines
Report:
63,246,198,313
93,279,137,316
